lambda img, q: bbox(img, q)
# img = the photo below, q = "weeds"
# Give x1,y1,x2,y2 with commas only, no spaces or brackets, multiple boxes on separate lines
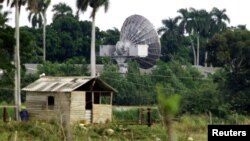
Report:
0,111,249,141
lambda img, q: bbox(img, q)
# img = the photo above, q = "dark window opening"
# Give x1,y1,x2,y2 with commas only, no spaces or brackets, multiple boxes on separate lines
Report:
86,92,92,109
94,93,100,104
93,92,111,105
100,95,110,104
48,96,54,110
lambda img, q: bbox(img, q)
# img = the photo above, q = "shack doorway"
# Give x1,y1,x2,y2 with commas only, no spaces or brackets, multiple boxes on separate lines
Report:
85,92,92,123
86,92,92,110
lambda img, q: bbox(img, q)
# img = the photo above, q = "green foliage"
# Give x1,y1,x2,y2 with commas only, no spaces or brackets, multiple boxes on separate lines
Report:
0,121,65,140
156,84,181,116
52,2,73,21
0,2,249,117
20,28,41,63
207,29,250,114
101,28,120,45
113,108,161,123
159,7,230,65
18,10,116,63
37,58,88,76
152,60,202,91
0,101,15,119
113,109,139,122
0,27,15,87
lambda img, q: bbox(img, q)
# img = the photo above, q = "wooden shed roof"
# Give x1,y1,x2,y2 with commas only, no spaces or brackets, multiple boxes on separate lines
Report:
22,76,116,92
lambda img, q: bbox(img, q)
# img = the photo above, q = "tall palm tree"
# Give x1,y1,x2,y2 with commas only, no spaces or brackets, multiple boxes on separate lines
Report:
41,0,50,62
28,6,43,28
0,5,10,28
52,2,73,21
189,8,202,66
0,0,36,120
158,17,180,36
210,7,230,32
158,17,182,61
178,8,196,65
178,8,192,34
180,8,211,66
0,0,26,120
28,0,50,62
77,0,109,77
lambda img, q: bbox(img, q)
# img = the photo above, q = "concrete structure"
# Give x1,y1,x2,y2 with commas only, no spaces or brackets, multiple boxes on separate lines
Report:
22,76,116,124
193,65,220,77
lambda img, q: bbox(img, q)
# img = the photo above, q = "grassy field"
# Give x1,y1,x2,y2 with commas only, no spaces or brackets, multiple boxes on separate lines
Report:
0,108,250,141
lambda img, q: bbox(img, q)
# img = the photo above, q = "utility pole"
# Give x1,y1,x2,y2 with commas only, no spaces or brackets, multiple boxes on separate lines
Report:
14,0,21,120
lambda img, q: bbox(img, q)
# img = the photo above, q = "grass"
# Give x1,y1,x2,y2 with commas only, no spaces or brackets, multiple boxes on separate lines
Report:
0,101,15,121
0,108,250,140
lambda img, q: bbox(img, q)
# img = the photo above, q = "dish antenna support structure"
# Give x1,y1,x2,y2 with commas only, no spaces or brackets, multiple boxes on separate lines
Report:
100,15,161,73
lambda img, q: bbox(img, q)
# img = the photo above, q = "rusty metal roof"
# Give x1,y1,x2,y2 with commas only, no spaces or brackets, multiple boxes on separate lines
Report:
22,76,94,92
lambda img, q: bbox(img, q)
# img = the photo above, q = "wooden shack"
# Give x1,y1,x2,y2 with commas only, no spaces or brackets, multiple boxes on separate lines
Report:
22,76,116,124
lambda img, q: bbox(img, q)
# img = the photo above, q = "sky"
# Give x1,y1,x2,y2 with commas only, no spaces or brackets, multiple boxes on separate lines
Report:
3,0,250,31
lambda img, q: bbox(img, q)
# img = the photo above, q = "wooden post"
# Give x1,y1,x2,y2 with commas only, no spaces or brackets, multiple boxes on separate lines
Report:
138,108,141,124
91,92,94,123
3,107,8,122
147,108,152,127
110,92,113,105
141,108,144,125
209,111,212,124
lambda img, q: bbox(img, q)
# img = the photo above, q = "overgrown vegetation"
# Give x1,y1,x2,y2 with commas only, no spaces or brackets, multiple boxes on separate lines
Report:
0,109,250,141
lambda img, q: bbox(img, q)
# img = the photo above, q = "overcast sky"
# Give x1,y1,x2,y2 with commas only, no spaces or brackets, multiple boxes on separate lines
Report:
3,0,250,31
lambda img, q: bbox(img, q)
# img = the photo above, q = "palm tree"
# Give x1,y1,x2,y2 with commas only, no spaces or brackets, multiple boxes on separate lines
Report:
210,7,230,32
52,2,73,21
77,0,109,77
28,0,50,62
178,8,197,65
28,6,43,28
158,17,182,61
0,5,10,28
0,0,26,120
41,0,50,62
179,8,211,66
158,17,180,36
0,0,36,120
189,8,203,66
178,8,192,34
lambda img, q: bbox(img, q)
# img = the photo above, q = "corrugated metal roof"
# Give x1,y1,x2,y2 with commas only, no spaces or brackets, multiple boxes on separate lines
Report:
22,76,93,92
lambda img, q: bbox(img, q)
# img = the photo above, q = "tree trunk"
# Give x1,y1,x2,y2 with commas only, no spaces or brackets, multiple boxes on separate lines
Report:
196,33,200,66
14,0,21,121
43,11,46,62
90,14,96,77
205,51,208,67
205,38,208,67
190,39,196,66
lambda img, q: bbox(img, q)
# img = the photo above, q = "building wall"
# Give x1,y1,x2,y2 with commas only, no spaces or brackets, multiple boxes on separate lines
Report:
26,92,70,121
92,104,112,123
70,91,85,123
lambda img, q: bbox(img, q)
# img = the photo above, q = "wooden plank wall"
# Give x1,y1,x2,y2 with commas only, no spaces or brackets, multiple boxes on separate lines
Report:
26,92,70,121
70,91,85,123
92,104,112,123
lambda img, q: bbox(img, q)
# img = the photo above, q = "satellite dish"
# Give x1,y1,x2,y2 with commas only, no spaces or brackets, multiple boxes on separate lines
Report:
100,14,161,73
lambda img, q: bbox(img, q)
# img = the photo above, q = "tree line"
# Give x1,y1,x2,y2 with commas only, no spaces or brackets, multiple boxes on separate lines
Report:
0,1,250,117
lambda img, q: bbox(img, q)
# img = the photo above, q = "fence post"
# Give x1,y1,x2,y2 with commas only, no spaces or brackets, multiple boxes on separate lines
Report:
138,108,141,124
141,108,144,125
147,108,152,127
3,107,8,122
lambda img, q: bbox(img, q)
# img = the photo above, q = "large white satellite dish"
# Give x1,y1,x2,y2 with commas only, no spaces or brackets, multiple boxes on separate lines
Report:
100,14,161,73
